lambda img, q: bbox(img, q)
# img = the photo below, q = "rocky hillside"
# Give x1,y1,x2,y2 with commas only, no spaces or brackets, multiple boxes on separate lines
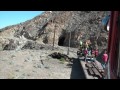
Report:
0,11,109,52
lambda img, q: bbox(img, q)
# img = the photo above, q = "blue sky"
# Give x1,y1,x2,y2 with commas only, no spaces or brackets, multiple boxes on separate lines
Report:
0,11,44,29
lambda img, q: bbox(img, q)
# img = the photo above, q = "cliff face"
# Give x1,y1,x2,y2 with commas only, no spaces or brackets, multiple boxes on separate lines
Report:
0,11,109,51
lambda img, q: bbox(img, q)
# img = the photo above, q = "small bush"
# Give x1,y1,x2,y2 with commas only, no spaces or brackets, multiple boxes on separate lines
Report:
59,57,65,61
59,57,65,64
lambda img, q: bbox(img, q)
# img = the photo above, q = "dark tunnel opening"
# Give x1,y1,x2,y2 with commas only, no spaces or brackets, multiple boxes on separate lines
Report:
58,37,65,46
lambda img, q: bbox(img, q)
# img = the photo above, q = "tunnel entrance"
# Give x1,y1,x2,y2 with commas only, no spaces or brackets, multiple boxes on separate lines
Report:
58,36,65,46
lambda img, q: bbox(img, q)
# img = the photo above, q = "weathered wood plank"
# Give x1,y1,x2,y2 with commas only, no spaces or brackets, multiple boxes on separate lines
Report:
88,68,94,75
86,62,93,68
92,67,102,78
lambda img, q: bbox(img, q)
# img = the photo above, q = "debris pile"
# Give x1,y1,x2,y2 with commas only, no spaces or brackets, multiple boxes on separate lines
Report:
49,52,72,62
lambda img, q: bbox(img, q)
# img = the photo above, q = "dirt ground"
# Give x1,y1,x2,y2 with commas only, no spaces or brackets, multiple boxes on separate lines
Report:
0,48,86,79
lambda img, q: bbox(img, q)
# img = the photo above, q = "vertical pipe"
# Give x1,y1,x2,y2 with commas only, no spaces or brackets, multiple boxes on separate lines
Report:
108,56,110,79
117,34,120,77
107,11,113,79
117,12,120,78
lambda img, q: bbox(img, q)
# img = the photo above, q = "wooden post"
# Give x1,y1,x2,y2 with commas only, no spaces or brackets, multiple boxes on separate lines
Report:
53,25,57,50
67,31,71,55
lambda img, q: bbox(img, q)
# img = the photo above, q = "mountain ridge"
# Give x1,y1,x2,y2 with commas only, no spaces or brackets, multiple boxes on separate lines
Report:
0,11,109,53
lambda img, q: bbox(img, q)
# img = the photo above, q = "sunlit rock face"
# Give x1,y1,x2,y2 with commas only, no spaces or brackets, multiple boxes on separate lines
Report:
0,11,109,52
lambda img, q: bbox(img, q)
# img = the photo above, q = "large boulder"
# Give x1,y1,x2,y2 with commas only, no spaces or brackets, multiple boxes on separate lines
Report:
3,39,19,50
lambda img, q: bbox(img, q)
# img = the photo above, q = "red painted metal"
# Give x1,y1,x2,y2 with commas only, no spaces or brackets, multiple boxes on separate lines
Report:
107,11,120,79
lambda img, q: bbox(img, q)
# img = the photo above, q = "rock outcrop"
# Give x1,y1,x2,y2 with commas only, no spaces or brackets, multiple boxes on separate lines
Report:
0,11,110,52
